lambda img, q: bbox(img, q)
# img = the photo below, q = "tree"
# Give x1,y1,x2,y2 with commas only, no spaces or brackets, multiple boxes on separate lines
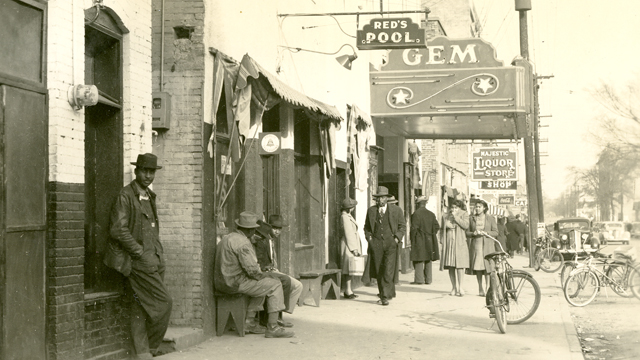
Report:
589,77,640,164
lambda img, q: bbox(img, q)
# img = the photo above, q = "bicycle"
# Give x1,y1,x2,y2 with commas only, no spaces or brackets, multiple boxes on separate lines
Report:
481,232,542,334
563,246,640,306
533,229,563,273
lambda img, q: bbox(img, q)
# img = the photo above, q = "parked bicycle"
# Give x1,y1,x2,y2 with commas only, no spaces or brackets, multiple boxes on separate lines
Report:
481,232,542,334
563,246,640,307
533,229,563,273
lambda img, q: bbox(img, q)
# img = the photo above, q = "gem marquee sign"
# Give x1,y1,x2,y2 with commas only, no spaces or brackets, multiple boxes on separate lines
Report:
370,37,530,117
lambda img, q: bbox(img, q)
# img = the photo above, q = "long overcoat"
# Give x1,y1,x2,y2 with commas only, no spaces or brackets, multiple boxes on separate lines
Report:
466,214,499,272
409,207,440,262
364,204,406,279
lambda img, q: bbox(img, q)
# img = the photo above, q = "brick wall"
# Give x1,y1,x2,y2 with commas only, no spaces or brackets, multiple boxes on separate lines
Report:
151,0,206,327
46,0,153,358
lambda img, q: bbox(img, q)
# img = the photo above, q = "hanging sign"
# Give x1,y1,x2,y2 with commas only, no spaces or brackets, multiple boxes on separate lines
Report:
471,147,518,181
481,180,518,190
357,17,426,50
259,132,281,155
498,194,515,205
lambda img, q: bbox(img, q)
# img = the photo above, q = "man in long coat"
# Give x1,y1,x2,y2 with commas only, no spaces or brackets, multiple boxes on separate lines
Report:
410,195,440,285
364,186,406,306
506,214,526,256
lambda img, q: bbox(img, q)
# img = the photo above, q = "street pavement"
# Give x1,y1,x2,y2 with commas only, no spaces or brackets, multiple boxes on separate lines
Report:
157,254,583,360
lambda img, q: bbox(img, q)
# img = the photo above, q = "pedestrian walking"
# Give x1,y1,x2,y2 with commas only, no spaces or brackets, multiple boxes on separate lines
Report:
496,215,509,252
440,199,470,296
364,186,406,306
506,215,526,257
409,195,440,285
104,153,172,359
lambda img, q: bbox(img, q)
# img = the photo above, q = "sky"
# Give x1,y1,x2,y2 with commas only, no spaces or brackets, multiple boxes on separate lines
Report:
472,0,640,199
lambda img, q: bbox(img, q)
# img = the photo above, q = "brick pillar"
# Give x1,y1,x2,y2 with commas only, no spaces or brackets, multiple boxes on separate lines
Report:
47,182,85,360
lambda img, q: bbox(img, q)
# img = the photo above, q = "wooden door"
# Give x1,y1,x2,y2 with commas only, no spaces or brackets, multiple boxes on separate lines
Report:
1,85,47,359
0,0,48,358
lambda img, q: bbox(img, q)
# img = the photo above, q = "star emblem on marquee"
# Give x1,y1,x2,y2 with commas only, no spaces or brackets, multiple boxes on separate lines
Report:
470,74,499,96
476,77,494,94
392,89,410,104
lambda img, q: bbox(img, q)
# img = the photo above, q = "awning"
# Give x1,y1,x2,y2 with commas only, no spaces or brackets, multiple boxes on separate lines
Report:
234,52,343,122
488,204,505,217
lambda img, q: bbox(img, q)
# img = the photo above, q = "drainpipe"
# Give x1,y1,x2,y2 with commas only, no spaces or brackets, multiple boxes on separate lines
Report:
160,0,165,91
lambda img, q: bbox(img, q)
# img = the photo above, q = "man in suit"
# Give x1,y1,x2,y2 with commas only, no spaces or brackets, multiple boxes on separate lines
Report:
364,186,406,306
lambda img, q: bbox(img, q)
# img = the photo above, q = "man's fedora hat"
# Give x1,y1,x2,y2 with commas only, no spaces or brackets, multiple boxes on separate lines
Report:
131,153,163,169
387,196,398,204
268,214,288,228
341,198,358,209
235,211,260,229
416,195,429,203
373,186,390,197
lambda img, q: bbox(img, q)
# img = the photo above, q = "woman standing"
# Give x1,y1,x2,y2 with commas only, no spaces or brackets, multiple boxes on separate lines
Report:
440,199,469,296
466,199,499,296
341,198,362,299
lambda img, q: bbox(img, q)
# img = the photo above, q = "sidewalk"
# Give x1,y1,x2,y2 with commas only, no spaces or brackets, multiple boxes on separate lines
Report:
157,254,583,360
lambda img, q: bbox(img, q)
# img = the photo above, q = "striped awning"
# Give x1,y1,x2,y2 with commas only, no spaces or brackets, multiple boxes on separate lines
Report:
488,204,506,217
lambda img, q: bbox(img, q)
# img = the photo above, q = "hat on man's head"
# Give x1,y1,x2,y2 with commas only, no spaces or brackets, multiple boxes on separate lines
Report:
235,211,260,229
387,196,398,204
416,195,429,204
341,198,358,209
373,186,390,197
131,153,162,169
255,219,273,238
268,214,288,228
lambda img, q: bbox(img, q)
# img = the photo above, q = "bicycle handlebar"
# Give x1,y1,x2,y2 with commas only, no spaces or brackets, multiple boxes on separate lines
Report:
478,231,507,254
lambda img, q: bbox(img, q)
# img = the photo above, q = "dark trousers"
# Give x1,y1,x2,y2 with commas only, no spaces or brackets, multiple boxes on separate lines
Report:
128,268,172,356
413,261,432,284
372,238,397,301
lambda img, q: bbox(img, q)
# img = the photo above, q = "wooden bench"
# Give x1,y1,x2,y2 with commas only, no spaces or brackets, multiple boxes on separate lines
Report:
215,293,249,337
297,269,342,307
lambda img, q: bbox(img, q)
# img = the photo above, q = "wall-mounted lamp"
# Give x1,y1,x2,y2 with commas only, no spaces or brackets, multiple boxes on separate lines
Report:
279,44,358,70
68,84,99,110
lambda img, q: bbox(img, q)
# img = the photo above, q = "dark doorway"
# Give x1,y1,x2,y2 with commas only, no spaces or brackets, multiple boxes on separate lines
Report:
84,10,124,293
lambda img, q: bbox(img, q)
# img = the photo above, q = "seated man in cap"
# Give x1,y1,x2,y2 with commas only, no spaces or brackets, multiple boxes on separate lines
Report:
214,211,294,338
251,216,302,328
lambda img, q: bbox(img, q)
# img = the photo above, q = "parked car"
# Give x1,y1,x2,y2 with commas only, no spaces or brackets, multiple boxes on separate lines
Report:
630,222,640,239
553,217,598,259
593,221,630,245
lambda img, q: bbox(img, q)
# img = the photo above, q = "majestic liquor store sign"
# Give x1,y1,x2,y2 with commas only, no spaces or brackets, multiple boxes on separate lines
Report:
471,147,517,181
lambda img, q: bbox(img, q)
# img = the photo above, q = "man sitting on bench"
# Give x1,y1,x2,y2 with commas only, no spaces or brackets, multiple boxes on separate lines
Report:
252,216,302,328
214,211,294,338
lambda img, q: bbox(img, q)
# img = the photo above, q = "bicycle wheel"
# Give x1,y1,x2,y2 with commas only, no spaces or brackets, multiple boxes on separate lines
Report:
561,261,577,287
628,263,640,300
539,248,563,273
505,270,541,324
489,272,507,333
533,248,541,271
606,263,633,298
564,269,599,307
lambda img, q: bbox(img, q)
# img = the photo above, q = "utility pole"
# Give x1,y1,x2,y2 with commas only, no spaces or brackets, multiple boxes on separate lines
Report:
515,0,538,267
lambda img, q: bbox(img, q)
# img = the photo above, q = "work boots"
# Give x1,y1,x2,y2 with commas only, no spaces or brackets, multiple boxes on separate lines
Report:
265,323,295,338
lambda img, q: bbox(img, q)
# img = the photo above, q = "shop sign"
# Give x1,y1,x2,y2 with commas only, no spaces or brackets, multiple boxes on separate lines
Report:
259,132,281,155
515,198,527,207
498,195,515,205
481,180,517,190
537,222,546,238
471,147,518,181
357,17,426,50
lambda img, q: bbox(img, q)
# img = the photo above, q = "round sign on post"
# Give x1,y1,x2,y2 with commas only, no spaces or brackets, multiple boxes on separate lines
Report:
259,132,281,155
